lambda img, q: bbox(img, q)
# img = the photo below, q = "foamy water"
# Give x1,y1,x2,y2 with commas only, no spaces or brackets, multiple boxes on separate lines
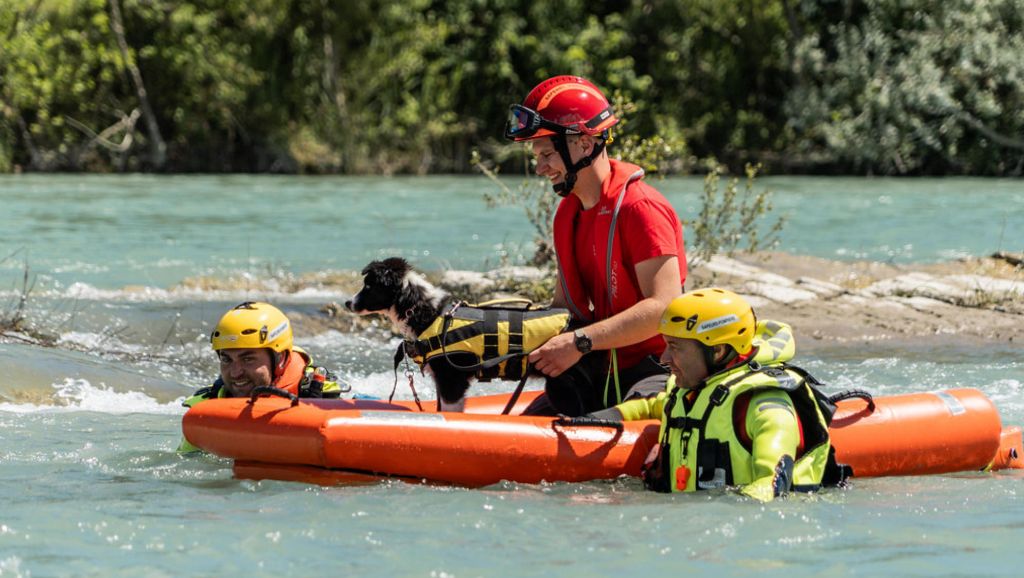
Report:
0,174,1021,577
0,378,184,415
2,334,1022,577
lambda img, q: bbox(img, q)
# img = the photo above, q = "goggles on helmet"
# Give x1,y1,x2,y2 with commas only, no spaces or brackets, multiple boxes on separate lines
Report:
503,104,581,140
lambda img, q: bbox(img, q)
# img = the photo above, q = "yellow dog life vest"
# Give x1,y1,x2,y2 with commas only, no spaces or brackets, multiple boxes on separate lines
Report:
405,299,570,381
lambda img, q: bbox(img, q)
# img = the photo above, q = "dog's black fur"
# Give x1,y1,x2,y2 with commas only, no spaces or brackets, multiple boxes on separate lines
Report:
345,257,481,412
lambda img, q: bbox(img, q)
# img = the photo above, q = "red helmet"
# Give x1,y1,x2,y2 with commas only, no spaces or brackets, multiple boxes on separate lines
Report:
504,76,618,141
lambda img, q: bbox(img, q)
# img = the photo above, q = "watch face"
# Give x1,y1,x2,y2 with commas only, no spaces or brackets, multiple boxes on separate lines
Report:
574,330,592,353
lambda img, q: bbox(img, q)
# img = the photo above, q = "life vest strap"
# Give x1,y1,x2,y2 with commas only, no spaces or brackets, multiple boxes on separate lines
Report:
504,312,525,381
666,415,700,431
480,309,501,380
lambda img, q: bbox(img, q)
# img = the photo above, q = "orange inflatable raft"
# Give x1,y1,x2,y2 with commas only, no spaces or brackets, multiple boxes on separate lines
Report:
182,388,1024,487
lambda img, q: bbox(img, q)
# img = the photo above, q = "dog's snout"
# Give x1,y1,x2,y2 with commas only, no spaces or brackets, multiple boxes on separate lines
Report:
344,299,355,311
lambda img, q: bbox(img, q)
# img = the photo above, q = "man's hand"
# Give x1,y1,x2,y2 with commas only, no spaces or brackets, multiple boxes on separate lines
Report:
528,331,582,377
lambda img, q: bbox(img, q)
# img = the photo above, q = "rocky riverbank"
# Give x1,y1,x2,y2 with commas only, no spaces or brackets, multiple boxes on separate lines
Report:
305,252,1024,351
690,252,1023,349
2,252,1019,361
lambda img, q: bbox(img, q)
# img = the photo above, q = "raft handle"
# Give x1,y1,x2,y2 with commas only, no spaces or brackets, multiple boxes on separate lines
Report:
249,385,300,407
828,389,875,411
553,415,624,431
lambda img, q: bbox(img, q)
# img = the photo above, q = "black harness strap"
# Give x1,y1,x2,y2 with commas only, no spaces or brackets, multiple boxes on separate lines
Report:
503,311,525,381
480,309,501,380
410,324,480,359
432,307,535,379
207,381,223,399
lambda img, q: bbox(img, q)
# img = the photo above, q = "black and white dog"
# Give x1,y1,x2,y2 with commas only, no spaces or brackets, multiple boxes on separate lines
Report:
345,257,483,412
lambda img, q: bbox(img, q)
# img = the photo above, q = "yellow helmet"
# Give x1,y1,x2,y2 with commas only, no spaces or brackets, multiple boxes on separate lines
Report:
659,288,756,355
210,302,293,353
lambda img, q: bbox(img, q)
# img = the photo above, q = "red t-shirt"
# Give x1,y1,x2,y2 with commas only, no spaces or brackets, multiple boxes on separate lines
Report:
571,177,687,367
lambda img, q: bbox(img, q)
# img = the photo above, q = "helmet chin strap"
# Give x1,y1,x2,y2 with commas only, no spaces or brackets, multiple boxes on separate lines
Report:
551,134,607,198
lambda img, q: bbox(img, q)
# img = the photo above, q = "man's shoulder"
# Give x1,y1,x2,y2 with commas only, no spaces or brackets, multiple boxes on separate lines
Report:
617,181,678,219
182,385,218,408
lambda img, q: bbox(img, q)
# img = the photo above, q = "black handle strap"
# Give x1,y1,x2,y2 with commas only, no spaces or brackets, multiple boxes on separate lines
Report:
553,415,624,431
500,370,532,415
828,389,875,411
248,385,299,406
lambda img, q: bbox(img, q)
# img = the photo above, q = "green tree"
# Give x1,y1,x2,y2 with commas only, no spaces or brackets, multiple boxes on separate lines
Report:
786,0,1024,175
1,0,131,170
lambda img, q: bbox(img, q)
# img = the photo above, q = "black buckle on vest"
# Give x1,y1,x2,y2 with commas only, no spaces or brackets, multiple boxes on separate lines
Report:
442,300,463,319
666,416,695,431
708,385,729,406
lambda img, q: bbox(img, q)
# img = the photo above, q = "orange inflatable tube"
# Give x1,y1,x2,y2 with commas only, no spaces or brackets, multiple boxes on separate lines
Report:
186,395,657,486
182,388,1022,487
829,388,1006,477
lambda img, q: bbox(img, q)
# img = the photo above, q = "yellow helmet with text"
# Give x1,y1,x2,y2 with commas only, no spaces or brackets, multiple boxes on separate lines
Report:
210,301,293,353
659,288,756,355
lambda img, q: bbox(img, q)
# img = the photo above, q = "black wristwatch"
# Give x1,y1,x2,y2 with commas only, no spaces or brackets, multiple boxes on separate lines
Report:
573,329,593,354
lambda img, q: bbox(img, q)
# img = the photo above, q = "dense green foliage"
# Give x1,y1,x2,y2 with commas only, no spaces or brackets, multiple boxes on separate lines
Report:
787,0,1024,175
2,0,1022,174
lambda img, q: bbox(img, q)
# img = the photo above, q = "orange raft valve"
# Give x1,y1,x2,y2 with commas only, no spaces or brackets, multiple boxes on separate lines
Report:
989,426,1024,471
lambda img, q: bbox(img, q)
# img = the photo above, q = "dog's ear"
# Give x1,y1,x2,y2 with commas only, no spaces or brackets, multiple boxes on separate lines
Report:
381,257,410,274
381,258,411,284
362,258,405,276
360,261,378,276
362,257,410,289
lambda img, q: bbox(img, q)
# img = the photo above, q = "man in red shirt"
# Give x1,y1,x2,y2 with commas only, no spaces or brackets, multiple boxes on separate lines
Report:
504,75,687,416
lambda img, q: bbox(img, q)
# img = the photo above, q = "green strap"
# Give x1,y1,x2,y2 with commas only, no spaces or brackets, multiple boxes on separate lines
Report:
602,348,622,407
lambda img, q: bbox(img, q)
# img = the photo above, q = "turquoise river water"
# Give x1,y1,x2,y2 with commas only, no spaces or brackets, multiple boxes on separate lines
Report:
0,174,1022,577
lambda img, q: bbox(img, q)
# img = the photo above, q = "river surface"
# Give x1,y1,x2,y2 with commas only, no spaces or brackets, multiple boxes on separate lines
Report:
0,174,1022,577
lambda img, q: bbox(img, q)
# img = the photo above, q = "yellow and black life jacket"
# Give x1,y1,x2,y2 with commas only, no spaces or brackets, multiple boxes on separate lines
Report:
651,363,833,494
642,321,862,494
402,299,570,381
